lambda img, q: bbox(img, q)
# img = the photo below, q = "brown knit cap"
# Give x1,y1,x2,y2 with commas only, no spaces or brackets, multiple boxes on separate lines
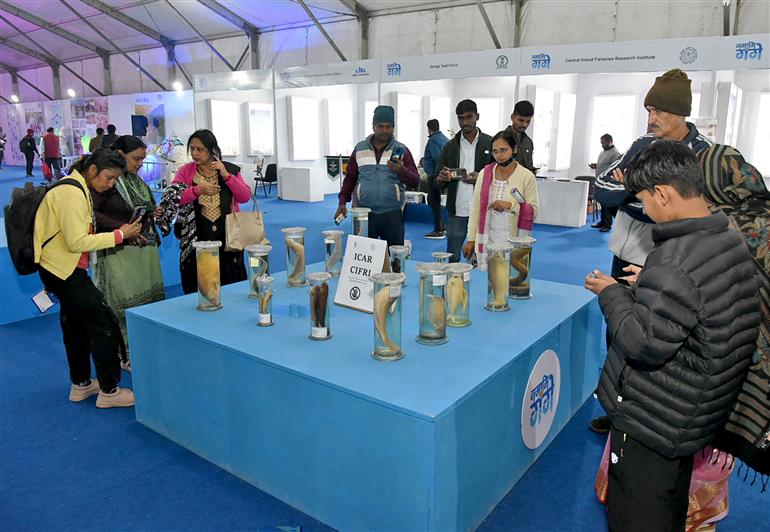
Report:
644,69,692,117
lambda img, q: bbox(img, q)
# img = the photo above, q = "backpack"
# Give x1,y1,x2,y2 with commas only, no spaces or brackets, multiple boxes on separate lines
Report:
4,178,85,275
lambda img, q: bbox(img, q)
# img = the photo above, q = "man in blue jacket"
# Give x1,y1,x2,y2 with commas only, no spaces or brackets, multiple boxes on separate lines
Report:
424,119,449,239
590,69,713,435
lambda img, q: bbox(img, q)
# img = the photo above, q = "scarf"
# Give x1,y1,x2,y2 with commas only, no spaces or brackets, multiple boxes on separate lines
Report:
474,162,497,267
699,144,770,482
116,172,158,242
157,182,196,263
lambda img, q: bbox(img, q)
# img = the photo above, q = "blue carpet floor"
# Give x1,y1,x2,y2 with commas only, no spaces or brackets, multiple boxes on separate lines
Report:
1,163,767,531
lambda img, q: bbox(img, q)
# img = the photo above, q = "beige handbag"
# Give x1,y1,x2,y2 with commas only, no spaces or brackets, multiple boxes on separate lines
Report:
224,195,267,251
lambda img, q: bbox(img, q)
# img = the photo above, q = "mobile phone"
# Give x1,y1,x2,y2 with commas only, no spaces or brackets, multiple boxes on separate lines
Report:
447,168,467,181
334,212,347,225
130,206,148,223
390,146,404,162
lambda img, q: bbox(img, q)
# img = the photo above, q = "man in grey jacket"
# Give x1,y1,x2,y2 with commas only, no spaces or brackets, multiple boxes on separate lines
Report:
590,134,621,231
586,141,759,532
590,69,713,435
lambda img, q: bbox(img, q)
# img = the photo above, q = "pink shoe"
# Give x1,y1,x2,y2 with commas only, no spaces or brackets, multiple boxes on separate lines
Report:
96,387,135,408
69,380,100,402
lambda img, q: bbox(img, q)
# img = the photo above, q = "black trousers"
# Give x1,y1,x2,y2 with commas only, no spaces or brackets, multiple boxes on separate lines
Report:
45,157,62,179
24,152,34,175
0,149,4,168
607,426,693,532
369,209,405,247
39,267,122,392
426,177,443,232
599,203,617,228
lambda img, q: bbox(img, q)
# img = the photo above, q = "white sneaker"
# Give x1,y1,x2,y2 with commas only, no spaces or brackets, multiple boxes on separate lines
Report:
69,380,100,402
96,387,135,408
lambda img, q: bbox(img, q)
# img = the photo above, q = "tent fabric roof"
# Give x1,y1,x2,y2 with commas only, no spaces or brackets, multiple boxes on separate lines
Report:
0,0,464,71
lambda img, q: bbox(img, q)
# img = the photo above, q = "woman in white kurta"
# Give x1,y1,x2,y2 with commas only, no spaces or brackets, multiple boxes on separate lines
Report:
463,130,539,267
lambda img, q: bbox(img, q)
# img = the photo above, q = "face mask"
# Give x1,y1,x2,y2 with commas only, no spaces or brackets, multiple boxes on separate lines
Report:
498,156,515,167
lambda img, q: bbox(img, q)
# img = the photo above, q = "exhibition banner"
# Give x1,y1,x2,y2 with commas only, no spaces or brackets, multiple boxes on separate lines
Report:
275,59,380,89
194,69,273,92
381,48,519,82
521,36,718,76
717,33,769,70
334,235,387,313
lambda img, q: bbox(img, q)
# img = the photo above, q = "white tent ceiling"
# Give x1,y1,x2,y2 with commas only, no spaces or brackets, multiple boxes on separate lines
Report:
0,0,479,71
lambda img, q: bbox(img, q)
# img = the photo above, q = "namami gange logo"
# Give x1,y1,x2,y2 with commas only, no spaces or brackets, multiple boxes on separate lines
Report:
521,349,561,449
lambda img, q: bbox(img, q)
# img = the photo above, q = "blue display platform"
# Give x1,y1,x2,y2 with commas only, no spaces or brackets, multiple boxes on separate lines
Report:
127,261,603,531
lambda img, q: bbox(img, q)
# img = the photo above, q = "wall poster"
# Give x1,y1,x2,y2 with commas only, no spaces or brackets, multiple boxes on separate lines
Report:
70,97,109,155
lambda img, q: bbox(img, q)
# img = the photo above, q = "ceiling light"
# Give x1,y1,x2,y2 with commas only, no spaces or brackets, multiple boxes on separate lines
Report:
10,94,19,103
172,81,183,91
67,88,76,98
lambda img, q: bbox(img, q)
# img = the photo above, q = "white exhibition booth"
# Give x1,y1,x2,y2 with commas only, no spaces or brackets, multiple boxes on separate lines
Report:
1,34,767,223
192,69,275,190
274,60,379,202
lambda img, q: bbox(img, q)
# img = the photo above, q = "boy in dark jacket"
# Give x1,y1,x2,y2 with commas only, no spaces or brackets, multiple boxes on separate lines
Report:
585,141,760,532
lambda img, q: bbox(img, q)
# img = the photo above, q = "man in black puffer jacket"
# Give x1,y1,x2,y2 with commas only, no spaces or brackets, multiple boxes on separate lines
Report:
585,141,760,532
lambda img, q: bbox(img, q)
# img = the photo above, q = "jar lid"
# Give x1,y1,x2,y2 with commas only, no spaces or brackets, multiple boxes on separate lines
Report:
256,274,273,284
415,262,448,275
245,244,272,254
281,226,306,235
431,252,453,260
486,243,512,252
350,207,371,215
193,240,222,249
370,272,405,285
307,271,331,282
448,263,473,274
322,229,344,237
509,236,536,245
388,245,409,254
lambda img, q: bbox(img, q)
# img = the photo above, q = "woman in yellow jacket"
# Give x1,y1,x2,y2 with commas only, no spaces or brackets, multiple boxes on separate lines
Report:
34,149,143,408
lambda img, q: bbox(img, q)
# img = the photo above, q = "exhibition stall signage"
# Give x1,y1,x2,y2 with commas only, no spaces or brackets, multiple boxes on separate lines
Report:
521,36,718,75
717,33,769,70
193,69,273,92
521,349,561,449
334,235,387,313
275,59,380,89
381,48,519,82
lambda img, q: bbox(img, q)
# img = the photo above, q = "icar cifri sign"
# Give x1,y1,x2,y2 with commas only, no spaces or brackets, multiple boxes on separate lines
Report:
334,235,387,313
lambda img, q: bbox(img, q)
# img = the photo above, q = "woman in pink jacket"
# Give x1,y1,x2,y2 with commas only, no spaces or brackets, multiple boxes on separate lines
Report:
172,129,252,294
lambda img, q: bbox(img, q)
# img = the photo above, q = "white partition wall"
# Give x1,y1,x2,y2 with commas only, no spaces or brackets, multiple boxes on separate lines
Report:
274,59,379,200
192,69,275,188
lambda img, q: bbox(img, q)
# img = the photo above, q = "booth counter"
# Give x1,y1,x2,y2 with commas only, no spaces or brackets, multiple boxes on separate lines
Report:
127,260,603,531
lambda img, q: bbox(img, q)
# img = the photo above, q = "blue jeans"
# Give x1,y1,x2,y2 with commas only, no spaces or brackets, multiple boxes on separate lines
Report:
446,215,468,263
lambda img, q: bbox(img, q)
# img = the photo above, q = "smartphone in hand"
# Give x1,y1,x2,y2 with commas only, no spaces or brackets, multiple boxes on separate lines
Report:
390,146,405,162
130,206,148,224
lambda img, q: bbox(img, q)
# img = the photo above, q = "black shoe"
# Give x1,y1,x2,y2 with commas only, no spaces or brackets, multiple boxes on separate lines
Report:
591,222,604,228
599,226,611,232
589,415,610,434
425,230,446,240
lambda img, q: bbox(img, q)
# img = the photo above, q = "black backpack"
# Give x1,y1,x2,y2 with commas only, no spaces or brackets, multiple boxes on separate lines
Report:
4,178,85,275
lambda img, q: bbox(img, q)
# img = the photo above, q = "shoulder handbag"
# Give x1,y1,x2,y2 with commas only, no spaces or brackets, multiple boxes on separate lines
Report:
224,194,268,251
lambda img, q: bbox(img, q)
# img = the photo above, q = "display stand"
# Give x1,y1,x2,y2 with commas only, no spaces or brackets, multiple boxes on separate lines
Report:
127,261,603,531
274,60,380,200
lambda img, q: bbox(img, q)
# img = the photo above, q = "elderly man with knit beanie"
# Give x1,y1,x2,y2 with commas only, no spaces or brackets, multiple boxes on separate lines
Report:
589,69,713,435
336,105,419,247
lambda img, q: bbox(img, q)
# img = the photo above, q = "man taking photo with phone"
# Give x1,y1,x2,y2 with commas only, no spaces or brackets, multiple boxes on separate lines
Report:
435,99,493,262
336,105,418,247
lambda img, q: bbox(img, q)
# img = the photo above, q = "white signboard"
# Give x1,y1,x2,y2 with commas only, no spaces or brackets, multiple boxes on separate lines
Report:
717,33,769,70
276,59,380,89
521,349,561,450
334,235,388,313
381,48,519,82
521,36,718,76
194,69,273,92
